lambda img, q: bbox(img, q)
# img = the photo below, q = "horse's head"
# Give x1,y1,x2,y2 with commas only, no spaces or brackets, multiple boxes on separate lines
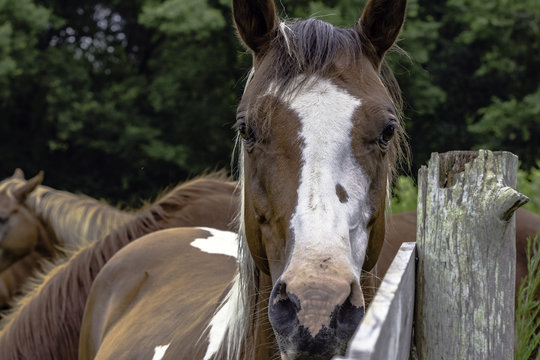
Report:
233,0,406,357
0,170,45,273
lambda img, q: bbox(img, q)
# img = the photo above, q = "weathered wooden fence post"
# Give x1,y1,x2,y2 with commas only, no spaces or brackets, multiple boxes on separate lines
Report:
415,150,528,359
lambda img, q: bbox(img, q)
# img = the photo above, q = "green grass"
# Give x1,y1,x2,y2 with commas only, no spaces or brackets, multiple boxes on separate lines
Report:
518,165,540,214
516,234,540,360
390,176,418,214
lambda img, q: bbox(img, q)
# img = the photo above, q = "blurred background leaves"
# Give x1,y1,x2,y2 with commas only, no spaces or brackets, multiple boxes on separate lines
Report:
0,0,539,207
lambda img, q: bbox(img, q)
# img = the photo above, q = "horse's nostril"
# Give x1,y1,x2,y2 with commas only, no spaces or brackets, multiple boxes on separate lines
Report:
276,281,288,302
268,281,300,337
335,283,365,338
335,299,365,339
0,212,8,225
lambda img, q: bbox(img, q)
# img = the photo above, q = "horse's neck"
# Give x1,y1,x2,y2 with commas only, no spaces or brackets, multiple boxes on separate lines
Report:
28,186,134,250
0,252,44,309
0,243,115,358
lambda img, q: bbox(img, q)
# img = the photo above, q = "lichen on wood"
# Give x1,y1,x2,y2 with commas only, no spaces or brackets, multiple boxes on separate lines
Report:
415,150,527,359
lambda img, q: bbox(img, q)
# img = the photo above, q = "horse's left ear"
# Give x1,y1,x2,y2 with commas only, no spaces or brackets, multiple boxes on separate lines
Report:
233,0,278,54
13,171,44,203
13,168,25,179
357,0,407,66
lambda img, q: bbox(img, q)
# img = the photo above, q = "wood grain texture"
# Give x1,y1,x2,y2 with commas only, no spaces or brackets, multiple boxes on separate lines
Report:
415,150,528,359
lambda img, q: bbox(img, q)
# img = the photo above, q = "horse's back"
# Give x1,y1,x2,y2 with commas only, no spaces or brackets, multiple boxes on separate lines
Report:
157,177,238,232
372,210,417,286
79,227,238,360
168,188,238,232
376,208,540,295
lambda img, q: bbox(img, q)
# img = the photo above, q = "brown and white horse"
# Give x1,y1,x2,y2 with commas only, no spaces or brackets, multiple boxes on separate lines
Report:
222,0,406,356
77,212,540,359
79,227,239,360
79,0,408,359
0,175,238,359
231,0,407,356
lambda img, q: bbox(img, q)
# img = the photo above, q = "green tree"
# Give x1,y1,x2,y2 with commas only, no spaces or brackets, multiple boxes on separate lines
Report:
1,0,248,205
398,0,540,171
1,0,539,205
462,0,540,168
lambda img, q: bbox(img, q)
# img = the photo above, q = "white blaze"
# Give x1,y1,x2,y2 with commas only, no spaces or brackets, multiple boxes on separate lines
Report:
285,76,371,276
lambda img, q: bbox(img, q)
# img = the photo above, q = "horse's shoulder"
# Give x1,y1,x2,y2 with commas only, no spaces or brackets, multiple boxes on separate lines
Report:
88,227,238,307
80,227,238,360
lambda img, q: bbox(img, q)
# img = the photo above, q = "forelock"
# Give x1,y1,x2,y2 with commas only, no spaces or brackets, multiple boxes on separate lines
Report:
260,19,363,94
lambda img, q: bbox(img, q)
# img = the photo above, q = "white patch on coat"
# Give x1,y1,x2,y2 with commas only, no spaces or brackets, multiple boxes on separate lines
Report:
190,228,238,259
202,274,242,360
285,76,371,279
152,344,170,360
190,229,241,359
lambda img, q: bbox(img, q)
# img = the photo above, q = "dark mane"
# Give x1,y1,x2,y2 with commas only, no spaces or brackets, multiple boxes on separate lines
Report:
271,19,363,83
253,18,402,109
0,174,237,359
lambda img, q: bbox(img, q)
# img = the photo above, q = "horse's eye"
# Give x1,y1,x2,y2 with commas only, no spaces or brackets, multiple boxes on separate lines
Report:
237,121,257,144
379,123,396,149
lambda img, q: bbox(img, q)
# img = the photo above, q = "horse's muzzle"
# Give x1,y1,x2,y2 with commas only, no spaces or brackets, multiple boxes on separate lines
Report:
268,278,365,359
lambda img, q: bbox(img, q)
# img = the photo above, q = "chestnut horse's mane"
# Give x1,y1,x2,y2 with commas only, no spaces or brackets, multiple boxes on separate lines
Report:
0,172,236,359
28,186,133,250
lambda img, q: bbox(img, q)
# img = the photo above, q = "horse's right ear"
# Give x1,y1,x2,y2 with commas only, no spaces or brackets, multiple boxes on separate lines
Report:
13,168,25,179
358,0,407,67
233,0,278,54
13,171,43,203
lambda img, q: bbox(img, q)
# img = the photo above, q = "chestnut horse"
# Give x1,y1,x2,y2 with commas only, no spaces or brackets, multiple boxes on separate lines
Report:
0,175,238,359
79,0,409,359
0,169,131,311
0,170,236,311
0,169,132,272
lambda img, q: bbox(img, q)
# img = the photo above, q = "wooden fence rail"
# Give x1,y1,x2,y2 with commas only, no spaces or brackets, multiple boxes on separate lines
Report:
336,242,416,360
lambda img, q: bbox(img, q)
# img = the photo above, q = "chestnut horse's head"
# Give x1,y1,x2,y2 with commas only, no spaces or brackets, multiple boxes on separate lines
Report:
0,170,46,273
232,0,407,358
